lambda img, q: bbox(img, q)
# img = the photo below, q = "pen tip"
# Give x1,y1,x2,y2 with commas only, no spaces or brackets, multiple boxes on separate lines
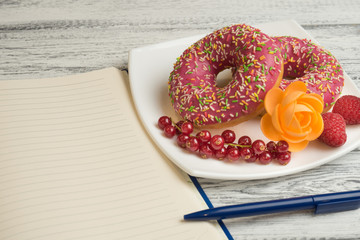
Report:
184,212,216,221
183,213,200,221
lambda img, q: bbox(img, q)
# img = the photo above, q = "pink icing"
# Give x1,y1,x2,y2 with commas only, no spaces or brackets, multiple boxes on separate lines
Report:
275,36,344,109
168,24,283,127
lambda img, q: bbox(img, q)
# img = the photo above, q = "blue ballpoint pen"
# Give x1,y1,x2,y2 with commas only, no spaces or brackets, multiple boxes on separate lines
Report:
184,190,360,221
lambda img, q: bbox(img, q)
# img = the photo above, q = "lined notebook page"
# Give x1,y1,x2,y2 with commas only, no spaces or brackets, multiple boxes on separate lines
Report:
0,68,226,240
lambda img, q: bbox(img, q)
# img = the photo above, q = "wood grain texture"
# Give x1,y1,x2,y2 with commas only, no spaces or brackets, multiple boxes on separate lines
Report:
0,0,360,239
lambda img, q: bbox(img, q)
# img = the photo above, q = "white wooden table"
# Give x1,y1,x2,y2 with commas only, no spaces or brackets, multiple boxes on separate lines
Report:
1,0,359,239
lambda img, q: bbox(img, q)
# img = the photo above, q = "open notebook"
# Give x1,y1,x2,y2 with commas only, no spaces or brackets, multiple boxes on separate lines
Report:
0,68,230,240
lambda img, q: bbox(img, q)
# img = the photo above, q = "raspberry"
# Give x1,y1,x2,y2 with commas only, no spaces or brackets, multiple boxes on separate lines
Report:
332,95,360,125
318,112,347,147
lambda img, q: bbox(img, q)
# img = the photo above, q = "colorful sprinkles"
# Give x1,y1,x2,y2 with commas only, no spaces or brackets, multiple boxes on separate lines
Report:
168,24,283,127
275,36,344,109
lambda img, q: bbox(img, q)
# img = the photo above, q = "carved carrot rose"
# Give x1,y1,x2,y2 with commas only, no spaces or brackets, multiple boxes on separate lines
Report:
260,81,324,152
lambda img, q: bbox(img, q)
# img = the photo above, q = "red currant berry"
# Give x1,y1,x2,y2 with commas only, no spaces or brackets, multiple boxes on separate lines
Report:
252,139,266,154
158,116,172,130
215,147,227,160
221,130,236,143
239,147,256,162
227,148,240,161
199,144,214,159
277,151,291,165
177,134,190,148
181,122,194,135
175,120,185,135
258,151,272,165
271,151,278,161
163,125,176,138
247,153,257,163
196,130,212,143
210,135,225,151
238,135,252,147
277,140,289,152
266,141,277,152
186,136,200,152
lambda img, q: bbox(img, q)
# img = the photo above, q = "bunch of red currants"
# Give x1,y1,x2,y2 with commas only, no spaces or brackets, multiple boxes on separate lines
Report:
158,116,291,165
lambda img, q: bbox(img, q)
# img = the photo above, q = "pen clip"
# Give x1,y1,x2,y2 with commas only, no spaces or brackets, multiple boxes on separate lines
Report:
315,199,360,214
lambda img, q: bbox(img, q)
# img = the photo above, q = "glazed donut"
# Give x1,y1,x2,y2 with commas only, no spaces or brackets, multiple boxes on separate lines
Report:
168,24,284,127
274,36,344,111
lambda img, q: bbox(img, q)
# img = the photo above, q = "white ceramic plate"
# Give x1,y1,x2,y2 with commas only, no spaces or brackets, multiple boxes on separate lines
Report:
128,20,360,180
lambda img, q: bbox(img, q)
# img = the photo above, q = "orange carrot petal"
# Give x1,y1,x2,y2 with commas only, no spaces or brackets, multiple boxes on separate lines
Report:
287,140,309,152
306,113,324,140
271,104,284,133
260,114,282,141
264,88,284,115
284,81,307,95
281,91,305,107
300,94,324,113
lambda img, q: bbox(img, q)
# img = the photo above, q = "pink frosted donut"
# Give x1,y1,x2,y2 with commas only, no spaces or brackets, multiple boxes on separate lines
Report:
274,36,344,111
168,24,284,127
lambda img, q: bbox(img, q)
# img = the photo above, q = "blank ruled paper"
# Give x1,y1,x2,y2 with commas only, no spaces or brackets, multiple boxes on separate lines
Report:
0,68,226,240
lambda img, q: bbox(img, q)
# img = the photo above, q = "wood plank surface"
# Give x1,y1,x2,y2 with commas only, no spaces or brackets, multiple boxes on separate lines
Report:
0,0,359,239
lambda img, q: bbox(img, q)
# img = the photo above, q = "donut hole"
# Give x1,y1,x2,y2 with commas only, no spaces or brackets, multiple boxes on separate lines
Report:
215,68,233,88
283,62,306,81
